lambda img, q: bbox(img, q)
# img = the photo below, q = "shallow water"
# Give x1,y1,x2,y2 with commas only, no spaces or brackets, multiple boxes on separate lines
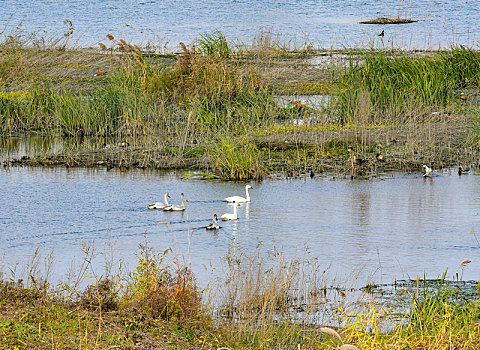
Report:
2,0,480,50
2,163,480,287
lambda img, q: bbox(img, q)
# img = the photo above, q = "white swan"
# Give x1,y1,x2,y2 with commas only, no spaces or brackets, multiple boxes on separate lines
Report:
206,214,221,230
163,193,186,211
147,192,171,209
224,185,253,203
221,201,240,221
422,165,433,177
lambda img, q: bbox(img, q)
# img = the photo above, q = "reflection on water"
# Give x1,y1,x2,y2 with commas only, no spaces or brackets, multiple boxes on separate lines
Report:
1,165,480,287
0,135,108,161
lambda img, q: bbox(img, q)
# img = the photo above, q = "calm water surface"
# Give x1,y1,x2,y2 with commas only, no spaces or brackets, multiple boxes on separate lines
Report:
2,0,480,50
2,164,480,286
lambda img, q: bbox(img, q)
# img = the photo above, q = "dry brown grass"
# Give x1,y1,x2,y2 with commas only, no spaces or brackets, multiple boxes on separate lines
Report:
360,17,417,24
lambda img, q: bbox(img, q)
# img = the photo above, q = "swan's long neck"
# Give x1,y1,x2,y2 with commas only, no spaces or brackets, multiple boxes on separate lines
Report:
245,186,250,201
233,203,238,217
180,194,184,206
213,215,218,224
164,193,169,205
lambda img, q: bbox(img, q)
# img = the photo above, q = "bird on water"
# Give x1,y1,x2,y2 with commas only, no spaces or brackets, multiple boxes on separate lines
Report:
422,164,433,177
206,214,221,230
224,185,253,203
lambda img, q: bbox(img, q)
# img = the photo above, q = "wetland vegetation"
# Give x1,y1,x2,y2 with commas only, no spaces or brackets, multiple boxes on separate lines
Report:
2,29,480,349
2,31,480,179
1,242,480,349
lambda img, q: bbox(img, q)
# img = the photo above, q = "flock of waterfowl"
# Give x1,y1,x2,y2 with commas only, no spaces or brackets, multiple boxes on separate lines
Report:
145,148,469,231
348,146,470,178
147,184,253,231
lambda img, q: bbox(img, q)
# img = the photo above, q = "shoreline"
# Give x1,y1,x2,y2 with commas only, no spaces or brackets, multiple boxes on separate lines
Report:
4,117,477,177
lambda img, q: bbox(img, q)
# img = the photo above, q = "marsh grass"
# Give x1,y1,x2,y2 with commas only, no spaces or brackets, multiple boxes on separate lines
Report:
0,35,278,141
242,29,316,59
2,33,480,176
2,240,480,349
196,31,231,58
334,46,480,125
210,136,265,180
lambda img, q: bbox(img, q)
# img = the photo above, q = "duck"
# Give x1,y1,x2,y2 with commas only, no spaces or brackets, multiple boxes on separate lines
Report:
221,202,240,221
422,164,433,177
354,157,367,167
458,166,470,176
147,192,171,209
206,214,221,230
224,185,253,203
347,147,366,168
163,193,186,211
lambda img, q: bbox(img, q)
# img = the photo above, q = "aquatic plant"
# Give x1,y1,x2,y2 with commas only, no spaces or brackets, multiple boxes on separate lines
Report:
210,136,265,180
333,46,480,125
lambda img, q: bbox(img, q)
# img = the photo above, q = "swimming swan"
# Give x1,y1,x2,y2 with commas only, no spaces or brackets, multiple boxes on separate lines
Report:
206,214,221,230
221,201,240,221
224,185,253,203
163,193,186,211
148,192,171,209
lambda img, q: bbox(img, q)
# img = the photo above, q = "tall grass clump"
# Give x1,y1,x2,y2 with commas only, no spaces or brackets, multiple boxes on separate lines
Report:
121,245,204,323
146,42,276,133
334,46,480,125
216,249,339,348
210,136,265,180
196,30,231,58
405,272,480,339
0,37,277,137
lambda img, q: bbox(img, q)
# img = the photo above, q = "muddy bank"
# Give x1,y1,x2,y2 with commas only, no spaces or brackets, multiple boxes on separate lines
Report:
5,118,478,178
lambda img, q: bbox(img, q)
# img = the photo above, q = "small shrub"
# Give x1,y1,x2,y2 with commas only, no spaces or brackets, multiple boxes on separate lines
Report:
79,278,118,311
122,248,203,322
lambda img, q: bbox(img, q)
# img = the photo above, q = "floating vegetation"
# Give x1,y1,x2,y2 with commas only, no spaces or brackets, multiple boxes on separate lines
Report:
360,17,417,24
181,173,222,180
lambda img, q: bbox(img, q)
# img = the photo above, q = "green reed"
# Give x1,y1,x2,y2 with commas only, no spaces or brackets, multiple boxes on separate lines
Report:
196,30,231,58
0,40,277,137
210,136,265,180
334,46,480,125
406,272,480,332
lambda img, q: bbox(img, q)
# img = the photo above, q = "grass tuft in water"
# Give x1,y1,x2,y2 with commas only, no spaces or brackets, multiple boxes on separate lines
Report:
210,136,265,180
